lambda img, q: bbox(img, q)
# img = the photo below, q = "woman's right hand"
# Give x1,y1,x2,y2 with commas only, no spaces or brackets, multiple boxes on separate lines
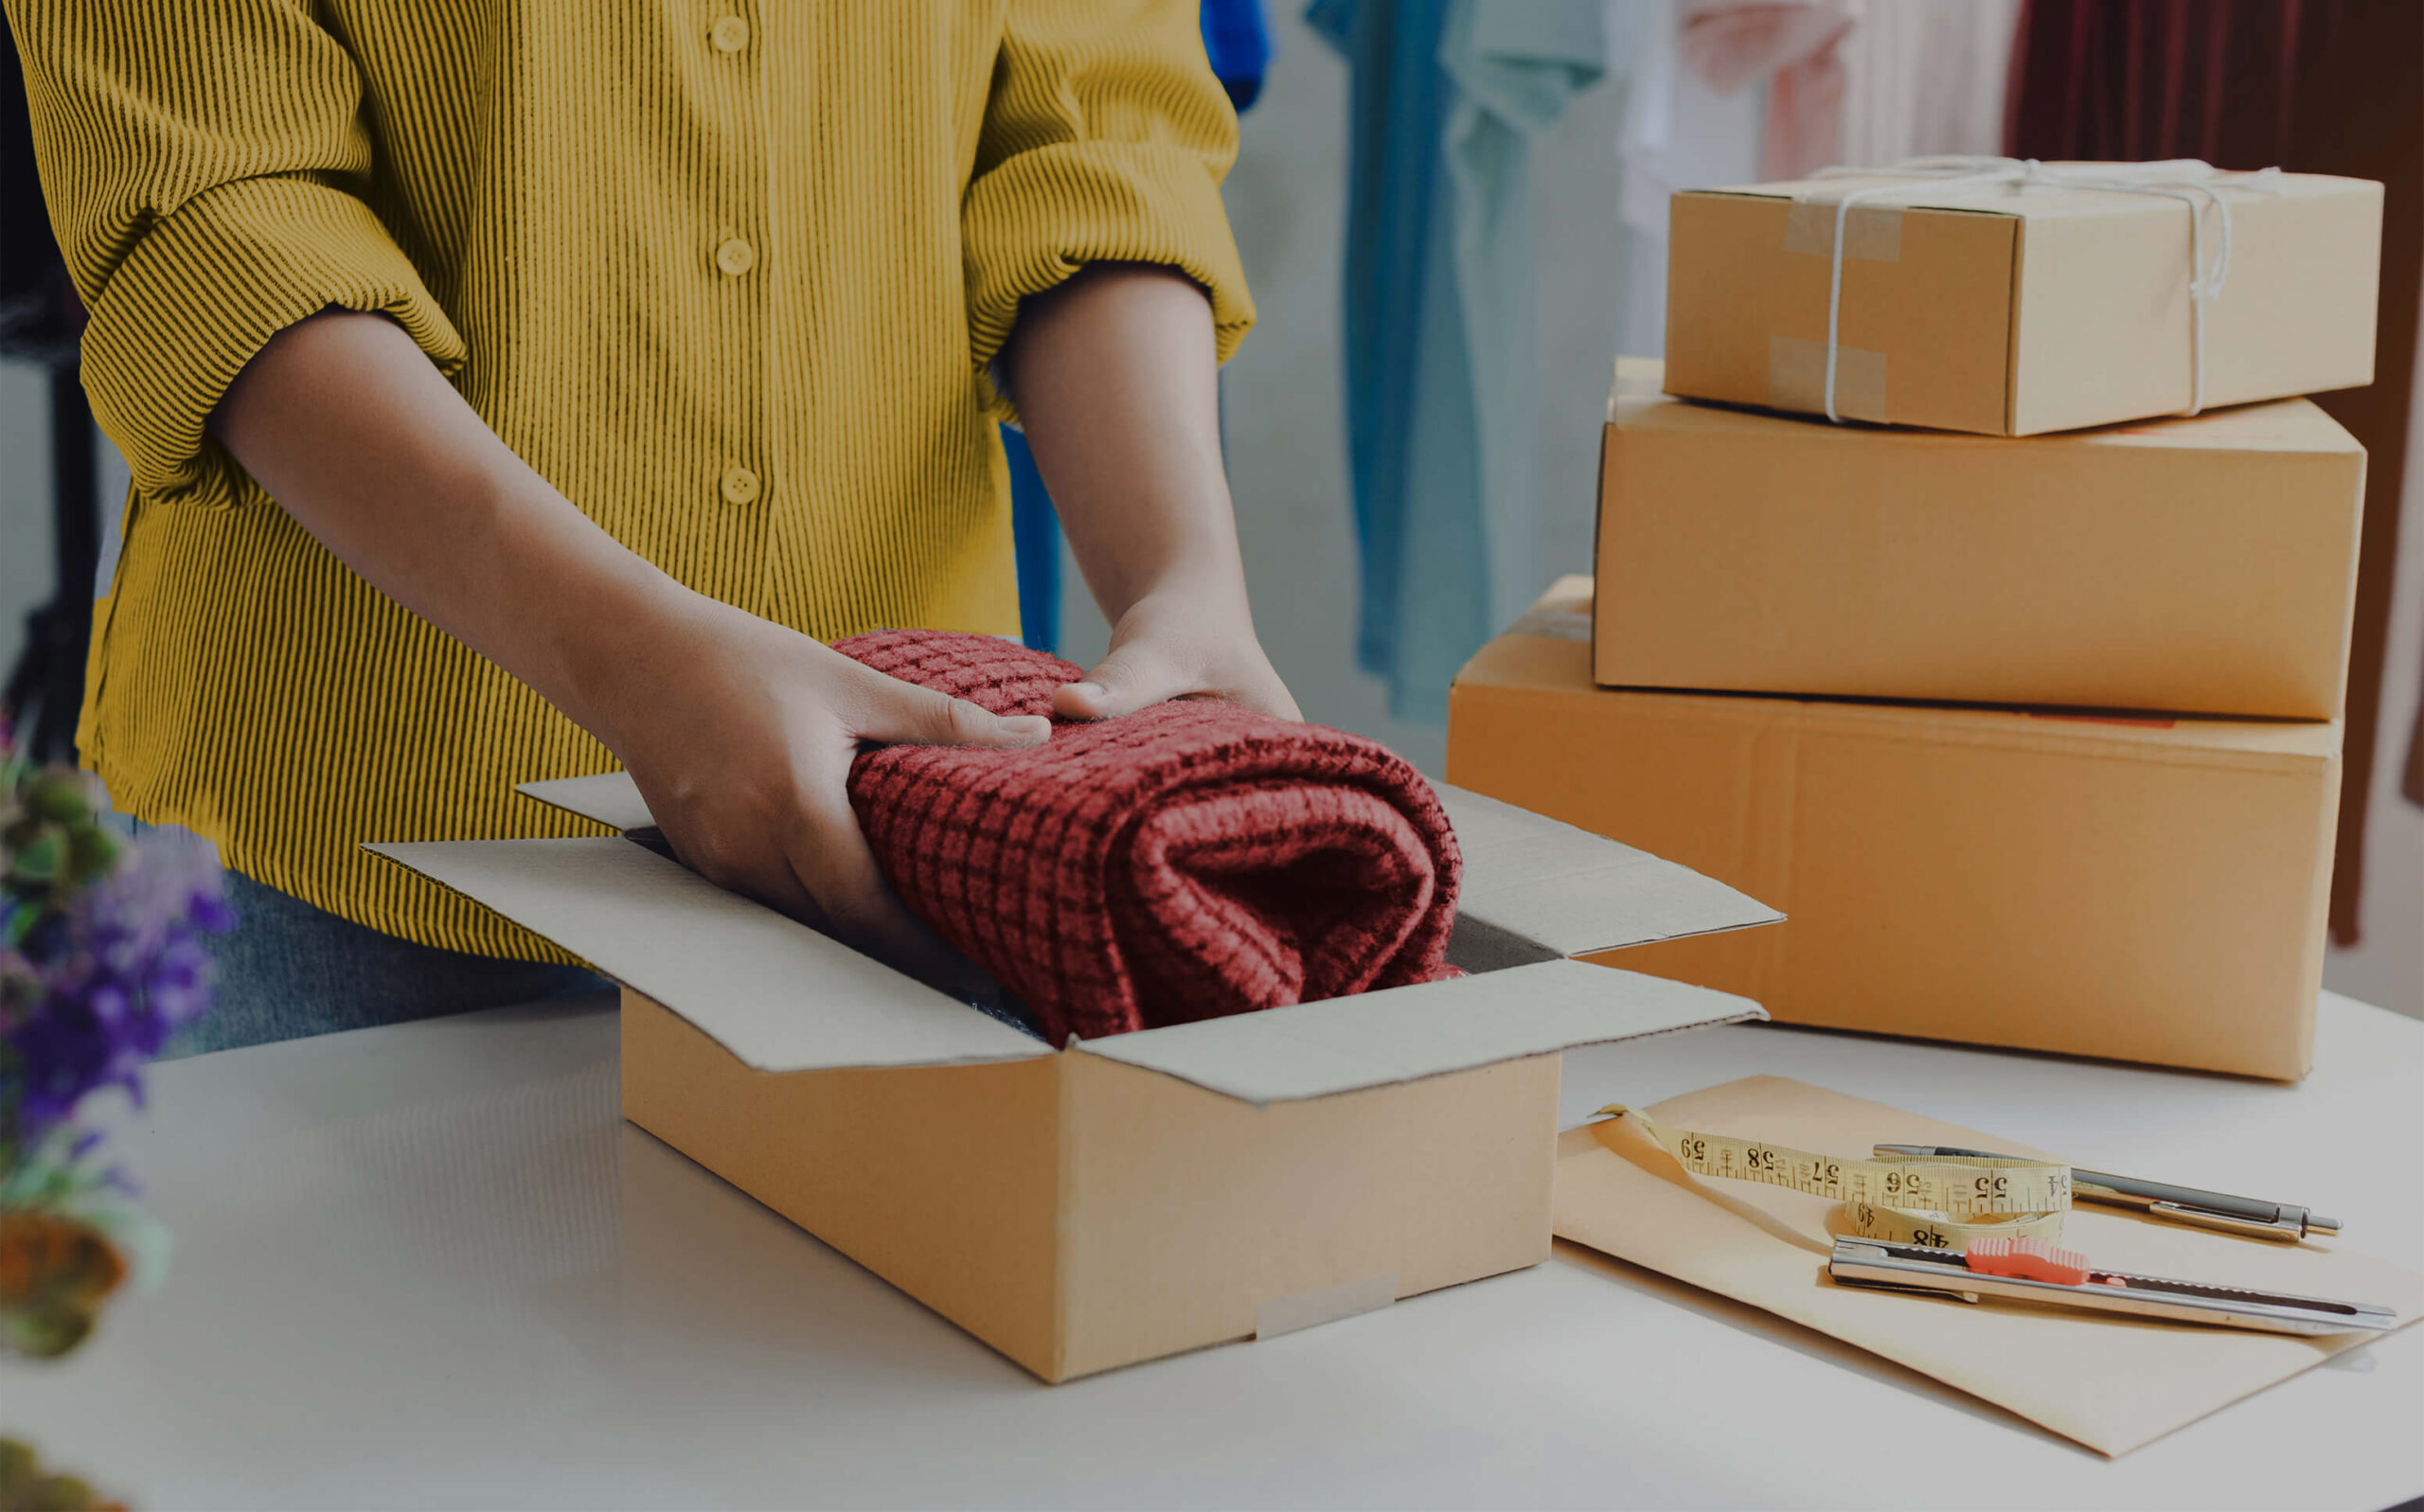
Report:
580,593,1051,993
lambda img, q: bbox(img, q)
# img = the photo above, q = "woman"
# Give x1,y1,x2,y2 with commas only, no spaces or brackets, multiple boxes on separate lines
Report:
8,1,1295,1047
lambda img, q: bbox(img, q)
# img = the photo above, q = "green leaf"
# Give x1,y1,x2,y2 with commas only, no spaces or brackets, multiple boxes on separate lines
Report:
4,1304,95,1361
63,827,118,886
21,774,92,826
7,831,62,884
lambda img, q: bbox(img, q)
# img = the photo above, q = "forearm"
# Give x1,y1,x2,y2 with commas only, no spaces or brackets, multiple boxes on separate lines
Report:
209,309,1047,977
1000,264,1293,722
209,311,688,736
999,264,1249,623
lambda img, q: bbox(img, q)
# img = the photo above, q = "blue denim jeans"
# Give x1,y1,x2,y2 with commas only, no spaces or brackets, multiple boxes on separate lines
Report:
165,867,614,1058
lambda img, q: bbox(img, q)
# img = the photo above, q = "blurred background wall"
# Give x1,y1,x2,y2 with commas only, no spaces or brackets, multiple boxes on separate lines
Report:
3,0,2415,1012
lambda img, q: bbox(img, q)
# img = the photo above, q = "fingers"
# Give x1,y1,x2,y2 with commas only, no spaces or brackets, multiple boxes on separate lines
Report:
1054,635,1303,723
1053,641,1183,720
778,768,1005,1004
652,801,828,927
776,772,912,948
619,626,1030,1006
1239,670,1303,723
848,672,1052,749
640,753,993,999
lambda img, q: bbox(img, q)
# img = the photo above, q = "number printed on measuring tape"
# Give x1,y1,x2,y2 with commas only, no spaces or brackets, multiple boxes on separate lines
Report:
1597,1106,2072,1250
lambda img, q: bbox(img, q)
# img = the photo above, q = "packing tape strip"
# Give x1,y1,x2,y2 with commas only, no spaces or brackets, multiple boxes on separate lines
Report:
1597,1106,2071,1250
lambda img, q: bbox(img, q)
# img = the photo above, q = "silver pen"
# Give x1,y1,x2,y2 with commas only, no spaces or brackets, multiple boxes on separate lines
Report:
1871,1144,2340,1242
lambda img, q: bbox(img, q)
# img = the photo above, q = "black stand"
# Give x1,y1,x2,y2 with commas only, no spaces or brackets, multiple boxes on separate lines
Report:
3,362,98,765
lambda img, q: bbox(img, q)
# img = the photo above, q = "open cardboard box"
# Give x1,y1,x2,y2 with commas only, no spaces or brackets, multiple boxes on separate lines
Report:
371,771,1779,1380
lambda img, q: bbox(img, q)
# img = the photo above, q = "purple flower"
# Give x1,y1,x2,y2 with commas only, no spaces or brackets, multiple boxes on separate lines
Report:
3,824,234,1141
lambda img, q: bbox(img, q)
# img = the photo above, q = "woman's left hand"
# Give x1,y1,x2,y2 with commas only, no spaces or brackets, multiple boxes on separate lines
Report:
1053,586,1300,723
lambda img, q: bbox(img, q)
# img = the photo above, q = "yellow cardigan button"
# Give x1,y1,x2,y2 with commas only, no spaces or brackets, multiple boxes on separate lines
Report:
710,16,749,52
720,466,761,506
715,237,756,276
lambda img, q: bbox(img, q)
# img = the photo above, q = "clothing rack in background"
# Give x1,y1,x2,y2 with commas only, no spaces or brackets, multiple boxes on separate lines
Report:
2,7,100,767
0,365,98,767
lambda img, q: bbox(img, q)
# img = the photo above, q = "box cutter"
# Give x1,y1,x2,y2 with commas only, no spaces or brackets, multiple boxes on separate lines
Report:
1874,1144,2338,1242
1827,1236,2397,1337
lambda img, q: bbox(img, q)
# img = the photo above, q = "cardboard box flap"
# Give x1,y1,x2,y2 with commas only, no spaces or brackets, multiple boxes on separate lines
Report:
1691,172,2354,220
1610,357,2362,456
367,837,1048,1071
1608,354,1664,418
521,771,1778,964
521,772,655,831
1075,958,1764,1104
1435,783,1783,958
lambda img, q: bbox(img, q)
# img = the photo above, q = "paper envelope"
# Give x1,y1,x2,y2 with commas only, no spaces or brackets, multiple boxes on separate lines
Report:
1553,1076,2422,1456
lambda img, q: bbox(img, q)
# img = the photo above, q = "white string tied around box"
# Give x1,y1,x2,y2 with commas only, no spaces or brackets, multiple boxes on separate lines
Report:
1799,155,2285,424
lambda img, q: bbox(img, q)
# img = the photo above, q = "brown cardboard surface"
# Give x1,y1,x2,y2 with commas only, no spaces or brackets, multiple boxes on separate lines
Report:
620,990,1066,1375
1552,1076,2423,1456
1450,580,2340,1078
1664,171,2381,436
1077,957,1763,1103
1595,361,2366,719
1054,1045,1558,1379
623,987,1560,1381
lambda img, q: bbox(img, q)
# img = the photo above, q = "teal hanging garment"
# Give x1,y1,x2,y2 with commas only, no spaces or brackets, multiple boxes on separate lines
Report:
1309,0,1604,721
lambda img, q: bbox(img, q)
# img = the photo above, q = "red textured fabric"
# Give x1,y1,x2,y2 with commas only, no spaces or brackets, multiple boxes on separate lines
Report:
835,630,1462,1041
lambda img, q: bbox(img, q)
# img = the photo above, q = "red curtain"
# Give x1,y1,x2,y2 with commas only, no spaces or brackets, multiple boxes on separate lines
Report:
2007,0,2424,947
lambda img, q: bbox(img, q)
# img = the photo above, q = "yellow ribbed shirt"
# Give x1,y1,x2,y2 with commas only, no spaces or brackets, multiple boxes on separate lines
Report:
8,0,1254,957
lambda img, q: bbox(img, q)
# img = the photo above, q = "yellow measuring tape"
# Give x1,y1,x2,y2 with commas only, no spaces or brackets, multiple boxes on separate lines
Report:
1597,1106,2073,1250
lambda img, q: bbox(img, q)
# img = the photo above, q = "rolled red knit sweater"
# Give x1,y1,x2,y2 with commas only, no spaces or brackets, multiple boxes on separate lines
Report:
835,630,1462,1042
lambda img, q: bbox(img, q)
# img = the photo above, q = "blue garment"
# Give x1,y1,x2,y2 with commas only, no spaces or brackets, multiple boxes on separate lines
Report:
1309,0,1604,722
1004,0,1268,658
1307,0,1465,721
1002,426,1061,653
165,868,611,1058
1203,0,1274,109
1442,3,1606,656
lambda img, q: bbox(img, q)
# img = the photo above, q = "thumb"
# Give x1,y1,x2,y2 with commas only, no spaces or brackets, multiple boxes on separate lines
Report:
852,676,1052,749
1054,642,1184,721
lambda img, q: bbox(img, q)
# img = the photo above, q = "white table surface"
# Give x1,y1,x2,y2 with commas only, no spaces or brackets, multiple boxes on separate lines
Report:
7,991,2418,1511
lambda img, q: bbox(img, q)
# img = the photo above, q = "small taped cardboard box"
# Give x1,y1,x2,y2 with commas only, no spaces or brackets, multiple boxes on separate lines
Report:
1449,579,2340,1080
370,770,1780,1380
1664,170,2380,436
1595,359,2366,719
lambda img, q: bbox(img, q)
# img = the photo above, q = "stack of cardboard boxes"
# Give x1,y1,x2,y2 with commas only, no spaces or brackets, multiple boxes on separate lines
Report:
1450,169,2385,1080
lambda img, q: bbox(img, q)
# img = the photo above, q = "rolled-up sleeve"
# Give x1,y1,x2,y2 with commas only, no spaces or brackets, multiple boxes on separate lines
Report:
8,0,464,509
963,0,1256,416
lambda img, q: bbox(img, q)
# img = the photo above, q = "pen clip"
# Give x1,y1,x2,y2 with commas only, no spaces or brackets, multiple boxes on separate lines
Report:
2149,1201,2308,1243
